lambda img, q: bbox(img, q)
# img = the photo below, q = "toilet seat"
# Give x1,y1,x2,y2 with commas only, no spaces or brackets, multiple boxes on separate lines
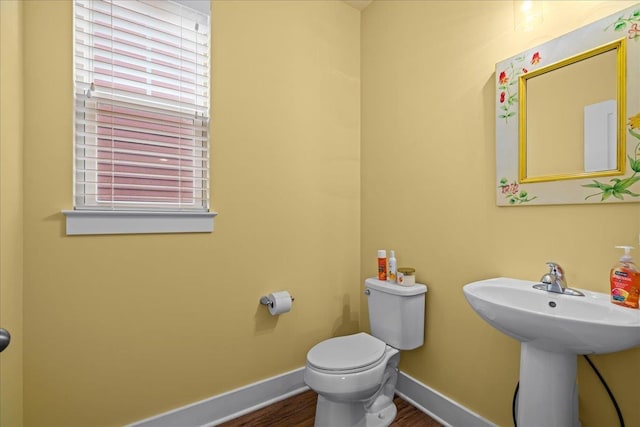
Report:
306,333,387,374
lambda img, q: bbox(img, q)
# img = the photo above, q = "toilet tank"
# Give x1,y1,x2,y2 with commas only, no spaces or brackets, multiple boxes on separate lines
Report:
365,278,427,350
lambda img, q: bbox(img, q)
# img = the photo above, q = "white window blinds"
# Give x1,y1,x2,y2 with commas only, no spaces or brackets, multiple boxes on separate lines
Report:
73,0,210,211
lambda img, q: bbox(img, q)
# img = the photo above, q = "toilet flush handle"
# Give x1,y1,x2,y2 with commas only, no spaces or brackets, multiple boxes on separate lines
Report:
364,289,371,296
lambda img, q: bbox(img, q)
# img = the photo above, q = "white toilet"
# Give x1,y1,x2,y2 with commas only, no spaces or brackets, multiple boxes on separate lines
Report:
304,278,427,427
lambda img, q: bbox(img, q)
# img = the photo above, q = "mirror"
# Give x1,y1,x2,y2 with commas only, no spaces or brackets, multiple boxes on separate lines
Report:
519,39,626,183
495,4,640,206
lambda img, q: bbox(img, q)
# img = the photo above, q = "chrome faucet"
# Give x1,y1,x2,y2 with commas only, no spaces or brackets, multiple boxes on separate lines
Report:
541,262,567,293
534,262,584,296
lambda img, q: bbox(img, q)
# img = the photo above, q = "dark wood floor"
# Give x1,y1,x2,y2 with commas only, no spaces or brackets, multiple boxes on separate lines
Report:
218,389,442,427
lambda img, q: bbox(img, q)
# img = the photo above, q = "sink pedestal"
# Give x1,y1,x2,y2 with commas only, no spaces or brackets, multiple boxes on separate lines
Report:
517,343,581,427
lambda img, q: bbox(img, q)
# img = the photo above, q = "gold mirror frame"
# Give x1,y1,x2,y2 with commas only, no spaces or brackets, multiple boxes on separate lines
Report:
518,39,627,184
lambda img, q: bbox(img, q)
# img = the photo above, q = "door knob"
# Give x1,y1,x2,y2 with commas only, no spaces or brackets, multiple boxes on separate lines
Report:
0,328,11,353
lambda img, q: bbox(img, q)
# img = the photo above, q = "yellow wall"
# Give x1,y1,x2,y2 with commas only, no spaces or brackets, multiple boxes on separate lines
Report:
0,1,25,426
361,1,640,426
21,1,360,426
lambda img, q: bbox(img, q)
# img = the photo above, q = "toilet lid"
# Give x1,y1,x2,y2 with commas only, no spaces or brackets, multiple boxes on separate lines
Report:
306,333,386,372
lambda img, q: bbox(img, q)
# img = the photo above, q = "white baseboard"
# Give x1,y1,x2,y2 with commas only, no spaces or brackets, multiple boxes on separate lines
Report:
395,371,498,427
125,368,308,427
126,368,496,427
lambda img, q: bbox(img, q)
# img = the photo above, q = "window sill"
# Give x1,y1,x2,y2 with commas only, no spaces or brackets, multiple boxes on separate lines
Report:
62,210,217,236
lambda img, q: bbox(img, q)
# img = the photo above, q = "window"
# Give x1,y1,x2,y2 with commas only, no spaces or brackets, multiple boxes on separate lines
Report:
67,0,215,235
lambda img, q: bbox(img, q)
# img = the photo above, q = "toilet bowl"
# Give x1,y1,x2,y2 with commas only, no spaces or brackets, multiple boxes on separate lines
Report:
304,278,428,427
304,333,400,427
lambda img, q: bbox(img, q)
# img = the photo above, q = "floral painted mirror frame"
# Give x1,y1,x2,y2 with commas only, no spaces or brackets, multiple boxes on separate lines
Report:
496,4,640,206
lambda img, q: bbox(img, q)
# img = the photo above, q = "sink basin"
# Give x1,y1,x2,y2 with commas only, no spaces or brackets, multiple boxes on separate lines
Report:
463,277,640,427
463,277,640,354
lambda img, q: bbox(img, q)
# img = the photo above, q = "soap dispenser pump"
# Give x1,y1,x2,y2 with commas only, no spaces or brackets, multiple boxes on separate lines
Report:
610,246,640,309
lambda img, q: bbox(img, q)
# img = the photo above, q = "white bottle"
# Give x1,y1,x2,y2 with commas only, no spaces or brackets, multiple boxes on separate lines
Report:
388,250,397,283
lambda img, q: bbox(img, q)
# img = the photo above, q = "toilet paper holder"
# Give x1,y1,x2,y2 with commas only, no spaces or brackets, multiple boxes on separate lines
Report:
260,294,295,308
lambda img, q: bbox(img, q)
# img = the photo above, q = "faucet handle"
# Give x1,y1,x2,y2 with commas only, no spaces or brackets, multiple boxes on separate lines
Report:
541,262,556,283
546,261,561,271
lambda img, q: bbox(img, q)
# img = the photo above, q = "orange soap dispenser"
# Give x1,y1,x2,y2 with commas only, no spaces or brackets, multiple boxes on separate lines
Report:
610,246,640,309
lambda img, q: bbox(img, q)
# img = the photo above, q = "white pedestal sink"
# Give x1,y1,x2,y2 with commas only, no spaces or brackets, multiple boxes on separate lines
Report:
463,277,640,427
